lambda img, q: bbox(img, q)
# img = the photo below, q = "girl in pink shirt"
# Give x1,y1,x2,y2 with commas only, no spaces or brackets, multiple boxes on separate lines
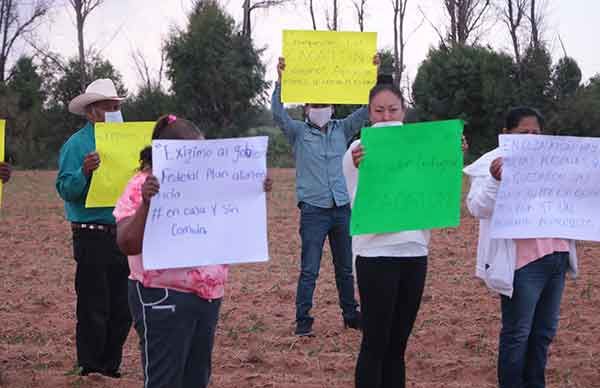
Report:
115,114,271,388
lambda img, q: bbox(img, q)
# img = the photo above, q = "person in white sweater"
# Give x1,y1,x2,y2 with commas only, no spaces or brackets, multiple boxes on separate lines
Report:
343,81,430,388
464,107,578,388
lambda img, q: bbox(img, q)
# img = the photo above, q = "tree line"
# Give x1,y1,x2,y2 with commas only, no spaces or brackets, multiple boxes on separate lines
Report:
0,0,598,168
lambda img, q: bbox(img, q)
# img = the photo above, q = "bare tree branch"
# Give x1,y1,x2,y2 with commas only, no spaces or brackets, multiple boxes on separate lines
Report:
242,0,293,38
0,0,52,83
496,0,528,65
67,0,104,91
392,0,409,88
352,0,367,32
307,0,317,30
442,0,491,46
527,0,547,49
326,0,338,31
24,37,66,72
418,5,447,48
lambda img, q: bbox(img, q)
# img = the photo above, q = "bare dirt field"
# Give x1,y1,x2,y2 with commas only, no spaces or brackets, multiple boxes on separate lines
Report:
0,169,598,387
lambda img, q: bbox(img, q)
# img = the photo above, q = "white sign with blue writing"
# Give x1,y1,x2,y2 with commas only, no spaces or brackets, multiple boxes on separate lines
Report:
491,134,600,241
142,137,270,269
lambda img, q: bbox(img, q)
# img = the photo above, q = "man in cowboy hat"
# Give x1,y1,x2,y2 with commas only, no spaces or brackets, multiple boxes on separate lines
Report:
56,79,131,378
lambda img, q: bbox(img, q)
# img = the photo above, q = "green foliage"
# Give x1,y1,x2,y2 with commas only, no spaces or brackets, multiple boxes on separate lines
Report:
551,56,582,101
518,46,553,110
1,56,48,167
44,55,127,110
122,86,175,122
546,72,600,137
7,57,44,111
165,0,268,138
246,126,294,168
412,44,517,157
1,54,127,168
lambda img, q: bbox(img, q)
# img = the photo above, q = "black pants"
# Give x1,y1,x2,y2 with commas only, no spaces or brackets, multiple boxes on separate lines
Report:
72,228,131,373
128,280,221,388
355,256,428,388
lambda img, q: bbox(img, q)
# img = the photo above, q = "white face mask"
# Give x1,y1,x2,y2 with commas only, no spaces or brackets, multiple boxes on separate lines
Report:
372,120,403,128
105,110,124,123
308,107,333,128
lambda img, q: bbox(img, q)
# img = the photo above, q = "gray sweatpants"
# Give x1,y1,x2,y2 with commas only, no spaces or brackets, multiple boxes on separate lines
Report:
128,280,221,388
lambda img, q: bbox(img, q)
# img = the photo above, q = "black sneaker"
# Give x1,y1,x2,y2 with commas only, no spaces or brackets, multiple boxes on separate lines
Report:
79,367,102,376
101,370,122,379
343,311,362,330
295,319,314,337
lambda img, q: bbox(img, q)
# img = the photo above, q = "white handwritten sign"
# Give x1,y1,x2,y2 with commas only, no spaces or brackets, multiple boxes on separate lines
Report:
490,134,600,241
142,137,270,269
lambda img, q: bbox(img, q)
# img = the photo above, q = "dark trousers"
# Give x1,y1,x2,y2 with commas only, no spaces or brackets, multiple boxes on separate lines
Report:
128,280,221,388
296,202,359,323
72,228,131,373
498,252,569,388
355,256,427,388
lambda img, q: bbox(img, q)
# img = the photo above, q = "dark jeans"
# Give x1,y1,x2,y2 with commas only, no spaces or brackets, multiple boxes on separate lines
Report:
296,202,359,323
498,252,569,388
128,280,221,388
72,228,131,373
355,256,427,388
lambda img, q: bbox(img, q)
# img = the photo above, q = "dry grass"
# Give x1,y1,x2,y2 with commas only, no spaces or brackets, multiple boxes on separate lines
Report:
0,169,598,387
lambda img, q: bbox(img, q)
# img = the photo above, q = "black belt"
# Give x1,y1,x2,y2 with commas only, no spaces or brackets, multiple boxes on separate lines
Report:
71,222,117,234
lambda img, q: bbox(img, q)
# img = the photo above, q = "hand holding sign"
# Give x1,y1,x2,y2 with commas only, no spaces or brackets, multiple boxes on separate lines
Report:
142,175,160,205
83,151,101,177
490,157,503,181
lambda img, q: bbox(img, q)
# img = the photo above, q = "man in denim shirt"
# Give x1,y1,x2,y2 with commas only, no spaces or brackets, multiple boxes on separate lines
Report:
272,56,377,336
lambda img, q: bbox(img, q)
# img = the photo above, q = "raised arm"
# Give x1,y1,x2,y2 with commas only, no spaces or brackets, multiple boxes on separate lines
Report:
339,54,380,140
271,57,306,145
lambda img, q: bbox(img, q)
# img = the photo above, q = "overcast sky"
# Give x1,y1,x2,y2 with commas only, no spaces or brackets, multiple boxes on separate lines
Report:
19,0,599,94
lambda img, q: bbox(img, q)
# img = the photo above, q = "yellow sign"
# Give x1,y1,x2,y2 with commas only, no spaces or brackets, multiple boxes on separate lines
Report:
0,120,5,207
282,30,377,104
85,122,154,208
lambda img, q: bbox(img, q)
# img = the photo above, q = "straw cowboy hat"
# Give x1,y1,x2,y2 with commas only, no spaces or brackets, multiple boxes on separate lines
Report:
68,78,125,116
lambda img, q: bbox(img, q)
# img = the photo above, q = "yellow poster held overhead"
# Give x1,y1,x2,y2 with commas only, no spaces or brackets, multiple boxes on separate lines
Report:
282,30,377,104
0,120,5,207
85,122,154,208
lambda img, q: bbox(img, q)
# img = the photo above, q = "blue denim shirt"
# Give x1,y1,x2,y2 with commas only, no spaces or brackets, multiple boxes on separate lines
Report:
272,83,369,208
55,122,116,224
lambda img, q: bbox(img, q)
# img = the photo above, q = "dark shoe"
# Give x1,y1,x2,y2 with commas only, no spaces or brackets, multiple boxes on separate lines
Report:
295,319,314,337
343,311,362,330
101,370,122,379
79,367,102,376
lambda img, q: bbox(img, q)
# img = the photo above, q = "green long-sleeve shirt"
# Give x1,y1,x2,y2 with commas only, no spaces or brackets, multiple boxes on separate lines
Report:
55,122,116,224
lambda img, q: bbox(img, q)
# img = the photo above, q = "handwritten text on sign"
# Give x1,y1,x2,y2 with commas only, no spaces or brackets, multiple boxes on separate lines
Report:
351,120,464,235
142,137,270,270
282,30,377,104
490,134,600,241
86,122,154,208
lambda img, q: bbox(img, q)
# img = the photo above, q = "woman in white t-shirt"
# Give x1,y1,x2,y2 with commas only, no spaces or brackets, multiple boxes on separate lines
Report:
343,82,429,388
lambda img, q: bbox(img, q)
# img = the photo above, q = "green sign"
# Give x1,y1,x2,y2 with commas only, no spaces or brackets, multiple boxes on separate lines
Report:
351,120,464,235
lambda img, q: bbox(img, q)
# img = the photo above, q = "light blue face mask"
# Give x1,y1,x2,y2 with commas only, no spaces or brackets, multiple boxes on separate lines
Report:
105,111,124,123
